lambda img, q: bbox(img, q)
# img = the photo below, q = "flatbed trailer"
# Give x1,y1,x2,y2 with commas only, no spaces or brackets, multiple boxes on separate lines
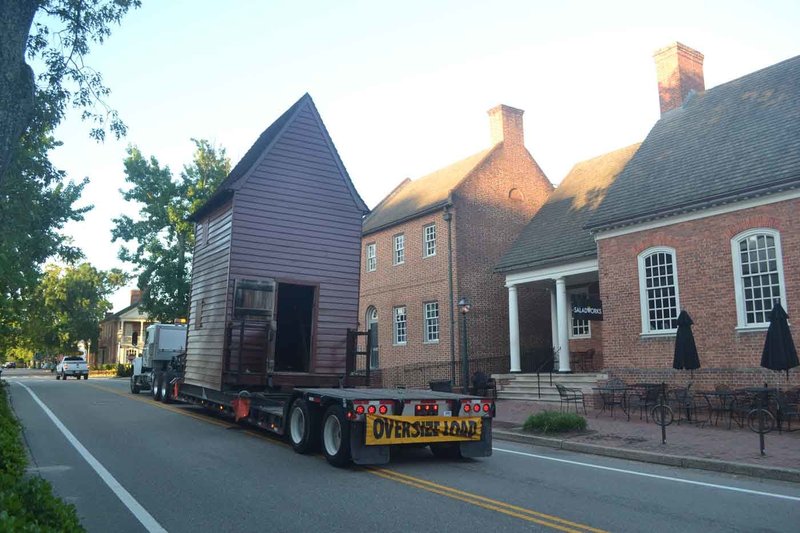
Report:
166,379,494,467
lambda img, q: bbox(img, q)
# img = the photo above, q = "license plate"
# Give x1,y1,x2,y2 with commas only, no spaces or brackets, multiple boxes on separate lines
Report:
364,415,482,445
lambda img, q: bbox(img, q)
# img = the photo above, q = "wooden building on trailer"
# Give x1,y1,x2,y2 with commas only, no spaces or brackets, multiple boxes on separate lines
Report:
186,93,369,391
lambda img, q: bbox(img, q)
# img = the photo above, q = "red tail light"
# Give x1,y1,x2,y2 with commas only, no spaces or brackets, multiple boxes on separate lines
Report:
355,405,365,415
367,405,377,414
464,404,472,412
378,405,388,414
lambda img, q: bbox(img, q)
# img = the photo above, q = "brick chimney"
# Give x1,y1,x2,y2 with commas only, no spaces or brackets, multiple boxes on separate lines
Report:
130,289,142,306
653,42,705,116
488,104,524,148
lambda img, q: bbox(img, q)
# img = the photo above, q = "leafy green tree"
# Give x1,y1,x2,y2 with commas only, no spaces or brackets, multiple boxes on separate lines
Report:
112,139,230,322
24,263,126,355
0,0,141,183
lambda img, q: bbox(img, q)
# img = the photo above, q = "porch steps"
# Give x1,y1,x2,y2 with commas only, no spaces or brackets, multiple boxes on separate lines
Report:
492,373,607,402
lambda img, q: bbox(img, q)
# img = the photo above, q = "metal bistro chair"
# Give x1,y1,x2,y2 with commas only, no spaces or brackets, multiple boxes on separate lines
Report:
555,383,586,415
628,384,661,422
776,390,800,432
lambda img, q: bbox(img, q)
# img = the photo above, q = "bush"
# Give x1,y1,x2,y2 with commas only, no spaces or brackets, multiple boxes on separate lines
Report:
116,364,133,377
103,364,114,371
522,410,587,433
0,382,84,531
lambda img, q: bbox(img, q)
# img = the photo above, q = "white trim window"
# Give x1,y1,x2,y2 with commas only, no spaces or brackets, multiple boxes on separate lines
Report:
732,229,786,328
423,301,439,342
423,224,436,257
393,306,407,345
366,243,376,272
638,247,680,334
568,289,591,339
393,234,405,265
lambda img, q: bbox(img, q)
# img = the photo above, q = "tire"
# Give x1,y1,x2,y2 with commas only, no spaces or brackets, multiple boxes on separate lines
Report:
430,443,463,460
56,373,61,380
130,374,140,394
152,372,163,401
83,374,89,380
321,405,352,467
160,372,172,404
288,400,320,454
61,372,67,380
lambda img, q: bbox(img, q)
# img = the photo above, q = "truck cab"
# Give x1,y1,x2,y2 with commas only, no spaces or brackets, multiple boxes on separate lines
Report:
131,324,187,394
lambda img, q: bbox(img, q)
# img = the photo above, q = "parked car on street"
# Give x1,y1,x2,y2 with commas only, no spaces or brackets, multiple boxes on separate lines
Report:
56,356,88,380
3,361,16,368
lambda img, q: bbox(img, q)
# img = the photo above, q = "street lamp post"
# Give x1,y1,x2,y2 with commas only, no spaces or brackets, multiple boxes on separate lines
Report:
458,297,471,392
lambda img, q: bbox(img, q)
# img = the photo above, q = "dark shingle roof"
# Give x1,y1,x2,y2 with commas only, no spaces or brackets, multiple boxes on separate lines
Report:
191,93,367,221
362,147,497,234
496,144,640,272
587,54,800,231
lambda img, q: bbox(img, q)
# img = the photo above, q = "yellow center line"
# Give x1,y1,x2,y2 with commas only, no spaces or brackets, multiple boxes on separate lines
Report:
366,467,607,533
90,382,606,531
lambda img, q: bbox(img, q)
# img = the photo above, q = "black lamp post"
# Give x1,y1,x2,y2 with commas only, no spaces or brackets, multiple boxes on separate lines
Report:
458,297,471,392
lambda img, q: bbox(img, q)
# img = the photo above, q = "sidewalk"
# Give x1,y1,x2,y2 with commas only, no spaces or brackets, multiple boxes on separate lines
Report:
492,399,800,483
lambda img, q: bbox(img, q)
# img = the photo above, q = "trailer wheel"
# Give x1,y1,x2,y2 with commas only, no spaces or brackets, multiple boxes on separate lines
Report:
130,374,140,394
321,405,352,467
160,372,172,404
289,400,320,454
430,443,463,460
152,372,163,401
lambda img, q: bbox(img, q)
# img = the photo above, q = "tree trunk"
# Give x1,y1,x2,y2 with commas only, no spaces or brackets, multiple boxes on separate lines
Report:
0,0,38,185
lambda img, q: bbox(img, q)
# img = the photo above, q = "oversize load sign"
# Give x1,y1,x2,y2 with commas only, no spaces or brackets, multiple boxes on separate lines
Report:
365,415,482,445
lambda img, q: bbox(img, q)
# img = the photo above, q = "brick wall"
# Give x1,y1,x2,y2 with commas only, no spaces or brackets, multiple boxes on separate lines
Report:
359,141,553,388
598,198,800,389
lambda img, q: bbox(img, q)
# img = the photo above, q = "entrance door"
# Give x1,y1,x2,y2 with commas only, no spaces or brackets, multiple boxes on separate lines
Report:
274,283,315,372
367,307,379,369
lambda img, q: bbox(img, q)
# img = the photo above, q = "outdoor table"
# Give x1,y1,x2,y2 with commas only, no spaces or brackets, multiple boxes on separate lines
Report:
593,386,630,419
700,391,735,428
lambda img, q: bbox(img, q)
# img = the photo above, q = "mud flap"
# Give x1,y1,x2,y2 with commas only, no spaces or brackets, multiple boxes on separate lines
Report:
350,422,390,465
459,418,493,458
231,397,251,422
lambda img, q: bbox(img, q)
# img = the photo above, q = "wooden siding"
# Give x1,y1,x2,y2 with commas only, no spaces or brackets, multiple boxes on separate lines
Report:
229,104,363,375
185,202,233,389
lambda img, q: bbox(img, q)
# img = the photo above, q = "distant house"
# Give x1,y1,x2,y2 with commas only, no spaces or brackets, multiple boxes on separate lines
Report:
187,94,368,391
360,105,553,389
585,43,800,389
95,290,152,367
497,144,640,374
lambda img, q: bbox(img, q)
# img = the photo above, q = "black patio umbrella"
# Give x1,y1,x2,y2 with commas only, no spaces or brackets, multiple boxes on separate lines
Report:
760,303,799,380
673,310,700,377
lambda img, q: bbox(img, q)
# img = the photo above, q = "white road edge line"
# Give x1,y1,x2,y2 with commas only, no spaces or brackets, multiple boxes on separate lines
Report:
493,447,800,502
17,382,168,533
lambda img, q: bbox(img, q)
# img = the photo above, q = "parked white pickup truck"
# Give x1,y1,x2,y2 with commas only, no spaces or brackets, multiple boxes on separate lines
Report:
56,356,89,380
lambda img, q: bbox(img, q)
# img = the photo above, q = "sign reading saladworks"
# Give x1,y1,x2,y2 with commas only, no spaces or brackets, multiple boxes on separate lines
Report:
365,415,482,445
571,295,603,321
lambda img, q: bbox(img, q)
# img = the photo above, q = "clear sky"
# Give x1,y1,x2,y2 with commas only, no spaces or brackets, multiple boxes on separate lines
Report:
44,0,799,312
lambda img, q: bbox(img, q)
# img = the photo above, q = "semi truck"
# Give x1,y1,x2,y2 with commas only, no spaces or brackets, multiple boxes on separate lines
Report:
132,324,493,467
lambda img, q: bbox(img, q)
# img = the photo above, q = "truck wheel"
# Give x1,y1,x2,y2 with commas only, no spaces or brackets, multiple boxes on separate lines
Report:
56,373,61,380
61,372,67,380
152,372,163,401
288,400,320,454
130,374,140,394
430,443,463,460
83,374,89,380
160,372,172,404
321,405,352,467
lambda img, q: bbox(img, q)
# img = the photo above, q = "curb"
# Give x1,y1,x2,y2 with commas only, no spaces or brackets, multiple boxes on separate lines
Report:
494,429,800,484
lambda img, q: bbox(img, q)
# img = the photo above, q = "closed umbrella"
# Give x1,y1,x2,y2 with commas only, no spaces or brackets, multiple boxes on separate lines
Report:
673,310,700,377
760,303,799,380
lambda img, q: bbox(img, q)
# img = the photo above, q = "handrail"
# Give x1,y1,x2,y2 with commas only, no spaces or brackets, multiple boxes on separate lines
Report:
535,347,558,399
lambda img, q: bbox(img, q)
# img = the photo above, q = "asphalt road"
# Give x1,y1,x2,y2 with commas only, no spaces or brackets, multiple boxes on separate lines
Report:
5,370,800,533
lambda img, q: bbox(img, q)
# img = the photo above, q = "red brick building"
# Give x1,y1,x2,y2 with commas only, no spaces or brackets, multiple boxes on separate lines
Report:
586,44,800,390
500,43,799,390
360,105,553,388
94,290,152,367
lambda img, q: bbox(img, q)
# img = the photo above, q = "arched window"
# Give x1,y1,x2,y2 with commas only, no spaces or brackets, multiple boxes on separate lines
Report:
637,247,680,334
366,307,379,369
731,229,786,328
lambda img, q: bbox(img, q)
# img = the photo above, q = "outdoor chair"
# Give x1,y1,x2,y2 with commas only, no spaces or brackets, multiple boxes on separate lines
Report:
776,391,800,432
668,384,705,424
594,380,628,419
555,383,586,415
628,385,661,421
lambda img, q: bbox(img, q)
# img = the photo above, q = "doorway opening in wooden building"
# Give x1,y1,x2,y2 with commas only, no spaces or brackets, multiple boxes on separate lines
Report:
274,283,315,372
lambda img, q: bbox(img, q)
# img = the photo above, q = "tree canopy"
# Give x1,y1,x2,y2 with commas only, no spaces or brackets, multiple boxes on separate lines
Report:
113,139,230,322
1,0,141,184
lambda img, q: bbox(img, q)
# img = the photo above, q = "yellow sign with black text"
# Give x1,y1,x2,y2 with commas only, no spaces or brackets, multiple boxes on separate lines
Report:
365,415,482,445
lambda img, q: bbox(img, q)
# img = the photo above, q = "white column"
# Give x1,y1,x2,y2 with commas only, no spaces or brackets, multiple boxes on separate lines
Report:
507,284,521,372
555,277,571,372
549,288,558,355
